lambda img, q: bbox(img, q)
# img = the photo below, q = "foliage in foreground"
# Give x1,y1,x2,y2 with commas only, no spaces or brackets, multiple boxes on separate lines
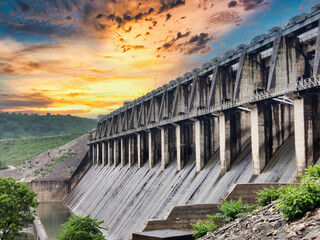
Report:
191,198,254,238
256,186,284,207
277,165,320,220
209,198,254,223
57,215,106,240
191,220,218,239
0,177,39,240
257,165,320,220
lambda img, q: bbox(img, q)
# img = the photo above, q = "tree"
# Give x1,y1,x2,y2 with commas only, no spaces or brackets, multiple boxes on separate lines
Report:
57,215,106,240
0,177,39,240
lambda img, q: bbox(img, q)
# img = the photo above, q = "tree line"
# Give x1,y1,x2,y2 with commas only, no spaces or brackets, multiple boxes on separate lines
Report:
0,112,97,139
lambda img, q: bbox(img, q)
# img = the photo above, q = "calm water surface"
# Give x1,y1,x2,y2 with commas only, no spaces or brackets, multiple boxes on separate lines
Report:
37,202,73,240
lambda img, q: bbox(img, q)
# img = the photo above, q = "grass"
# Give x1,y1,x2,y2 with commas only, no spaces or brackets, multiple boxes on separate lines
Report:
36,150,76,177
0,134,82,167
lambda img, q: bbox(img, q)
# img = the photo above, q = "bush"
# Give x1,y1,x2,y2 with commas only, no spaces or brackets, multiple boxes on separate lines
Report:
191,220,218,239
276,165,320,220
257,165,320,221
209,198,254,223
57,215,106,240
256,186,282,206
300,165,320,182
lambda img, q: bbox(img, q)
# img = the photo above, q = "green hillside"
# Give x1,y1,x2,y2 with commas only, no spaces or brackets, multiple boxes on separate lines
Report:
0,134,83,168
0,112,97,139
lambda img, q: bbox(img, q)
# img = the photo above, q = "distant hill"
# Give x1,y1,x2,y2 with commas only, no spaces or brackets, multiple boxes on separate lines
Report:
0,112,97,139
0,134,83,168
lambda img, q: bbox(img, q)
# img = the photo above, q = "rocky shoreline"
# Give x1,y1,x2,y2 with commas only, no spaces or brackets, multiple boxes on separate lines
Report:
200,203,320,240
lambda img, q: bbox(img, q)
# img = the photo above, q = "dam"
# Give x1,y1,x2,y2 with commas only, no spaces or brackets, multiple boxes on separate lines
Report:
65,4,320,240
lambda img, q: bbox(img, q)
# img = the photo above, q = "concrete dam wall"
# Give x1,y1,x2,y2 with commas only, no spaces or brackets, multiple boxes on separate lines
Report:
65,136,296,240
66,6,320,240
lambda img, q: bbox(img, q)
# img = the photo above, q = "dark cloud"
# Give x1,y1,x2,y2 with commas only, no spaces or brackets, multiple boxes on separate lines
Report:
176,31,190,39
96,13,105,19
1,19,82,38
15,0,30,13
228,1,238,8
183,33,213,55
166,13,172,21
157,31,190,51
158,31,213,55
239,0,268,11
123,13,132,21
158,0,186,14
66,16,73,21
121,44,144,53
135,34,142,38
0,92,54,110
134,12,144,20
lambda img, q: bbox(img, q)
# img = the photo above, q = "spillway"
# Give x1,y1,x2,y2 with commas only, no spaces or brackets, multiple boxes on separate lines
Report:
65,137,296,240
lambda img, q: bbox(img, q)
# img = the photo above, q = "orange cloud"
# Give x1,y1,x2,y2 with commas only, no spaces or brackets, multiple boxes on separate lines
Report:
0,0,269,117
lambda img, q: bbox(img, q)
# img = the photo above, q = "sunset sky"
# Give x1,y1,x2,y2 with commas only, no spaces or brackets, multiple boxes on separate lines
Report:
0,0,317,118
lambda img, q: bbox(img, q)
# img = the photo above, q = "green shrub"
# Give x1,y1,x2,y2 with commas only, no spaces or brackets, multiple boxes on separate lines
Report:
209,198,254,223
57,215,106,240
257,186,283,206
191,220,218,239
299,165,320,182
256,165,320,221
276,165,320,220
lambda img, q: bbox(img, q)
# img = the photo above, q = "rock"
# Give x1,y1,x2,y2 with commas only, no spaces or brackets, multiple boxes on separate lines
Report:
199,204,320,240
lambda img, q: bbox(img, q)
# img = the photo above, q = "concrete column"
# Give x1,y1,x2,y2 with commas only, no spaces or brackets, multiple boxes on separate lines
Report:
195,120,205,172
102,141,106,166
137,134,142,168
107,141,112,167
161,127,169,170
114,139,119,167
148,131,155,169
96,143,100,165
294,97,308,173
120,138,125,167
128,136,135,167
251,104,266,175
175,125,183,171
148,130,156,169
219,112,231,174
92,145,95,165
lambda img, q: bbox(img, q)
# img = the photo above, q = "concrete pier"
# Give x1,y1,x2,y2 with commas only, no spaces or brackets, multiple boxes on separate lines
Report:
102,141,107,166
219,112,231,174
161,128,169,170
251,104,266,175
195,119,205,172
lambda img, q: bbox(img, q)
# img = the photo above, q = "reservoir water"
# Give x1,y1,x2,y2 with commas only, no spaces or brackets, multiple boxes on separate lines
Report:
37,202,73,240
